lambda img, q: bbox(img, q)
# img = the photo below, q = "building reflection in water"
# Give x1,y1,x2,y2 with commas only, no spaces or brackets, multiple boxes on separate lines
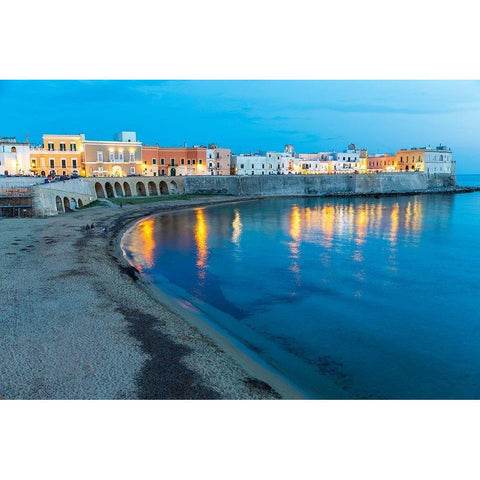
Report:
232,208,243,246
286,198,425,283
194,208,209,281
128,217,157,271
288,205,301,277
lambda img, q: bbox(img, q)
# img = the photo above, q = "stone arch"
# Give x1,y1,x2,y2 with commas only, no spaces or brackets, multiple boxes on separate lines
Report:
114,181,124,196
169,181,178,194
78,199,84,208
71,198,77,209
95,182,105,198
148,181,158,196
159,180,169,195
63,197,71,211
123,182,132,197
105,182,115,198
136,181,146,196
55,196,64,213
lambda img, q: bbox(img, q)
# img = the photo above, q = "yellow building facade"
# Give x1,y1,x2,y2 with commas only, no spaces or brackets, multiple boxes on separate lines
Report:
30,134,85,176
395,149,425,172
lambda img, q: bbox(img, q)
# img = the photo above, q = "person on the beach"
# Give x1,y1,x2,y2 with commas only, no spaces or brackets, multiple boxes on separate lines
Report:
91,223,94,230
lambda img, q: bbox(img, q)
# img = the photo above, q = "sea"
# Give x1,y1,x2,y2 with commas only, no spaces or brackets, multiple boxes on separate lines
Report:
121,174,480,398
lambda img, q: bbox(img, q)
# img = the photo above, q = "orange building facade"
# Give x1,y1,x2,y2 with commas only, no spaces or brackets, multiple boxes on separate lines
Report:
367,154,397,172
395,149,425,172
142,146,208,176
30,134,85,176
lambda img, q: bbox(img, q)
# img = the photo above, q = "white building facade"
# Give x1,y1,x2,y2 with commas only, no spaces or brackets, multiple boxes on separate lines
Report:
232,154,274,175
424,146,454,174
206,146,231,175
0,138,31,175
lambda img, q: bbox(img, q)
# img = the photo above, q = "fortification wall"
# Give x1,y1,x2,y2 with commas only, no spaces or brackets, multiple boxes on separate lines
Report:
26,173,459,216
183,172,458,196
33,179,96,216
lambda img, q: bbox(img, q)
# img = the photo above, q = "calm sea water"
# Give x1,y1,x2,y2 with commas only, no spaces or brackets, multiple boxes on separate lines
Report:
121,175,480,399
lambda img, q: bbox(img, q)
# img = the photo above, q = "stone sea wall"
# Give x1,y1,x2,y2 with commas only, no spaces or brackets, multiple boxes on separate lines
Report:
183,172,458,196
0,172,460,217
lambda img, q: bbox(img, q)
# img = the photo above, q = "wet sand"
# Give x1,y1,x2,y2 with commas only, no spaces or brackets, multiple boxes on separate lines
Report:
0,196,293,399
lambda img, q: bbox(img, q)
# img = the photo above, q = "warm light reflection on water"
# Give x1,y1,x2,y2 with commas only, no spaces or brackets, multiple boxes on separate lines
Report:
130,217,156,270
120,193,480,399
194,208,208,280
232,209,243,245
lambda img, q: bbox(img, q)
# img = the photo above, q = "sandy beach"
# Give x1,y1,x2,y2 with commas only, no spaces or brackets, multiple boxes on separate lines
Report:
0,195,298,399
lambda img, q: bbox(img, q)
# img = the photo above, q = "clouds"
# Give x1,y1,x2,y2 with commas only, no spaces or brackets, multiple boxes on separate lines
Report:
0,80,478,172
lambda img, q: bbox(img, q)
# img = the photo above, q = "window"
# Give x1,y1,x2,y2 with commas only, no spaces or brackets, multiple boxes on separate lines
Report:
251,164,254,169
130,153,135,162
216,162,220,169
109,152,114,161
60,143,66,151
170,158,175,166
161,169,165,176
187,159,191,165
72,159,77,168
199,159,202,164
48,142,54,151
192,159,196,165
181,158,185,165
152,158,157,165
97,151,103,162
240,164,244,169
70,143,76,151
50,159,55,168
119,152,124,161
61,159,66,168
130,167,135,174
31,158,36,167
160,158,165,165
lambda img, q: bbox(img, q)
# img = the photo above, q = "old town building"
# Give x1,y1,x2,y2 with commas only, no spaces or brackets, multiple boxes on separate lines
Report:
83,132,142,177
143,145,207,176
0,137,31,175
206,145,231,175
396,145,454,174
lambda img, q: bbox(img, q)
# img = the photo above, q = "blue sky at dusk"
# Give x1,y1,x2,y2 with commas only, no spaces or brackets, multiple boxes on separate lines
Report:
1,80,479,173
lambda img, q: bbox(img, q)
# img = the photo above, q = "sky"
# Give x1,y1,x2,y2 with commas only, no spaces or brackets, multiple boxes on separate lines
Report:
1,80,479,173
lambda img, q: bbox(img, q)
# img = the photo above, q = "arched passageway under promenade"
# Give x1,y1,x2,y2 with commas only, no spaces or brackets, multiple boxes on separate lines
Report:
114,181,124,196
105,182,115,198
136,182,147,196
123,182,132,197
148,181,158,196
95,182,105,198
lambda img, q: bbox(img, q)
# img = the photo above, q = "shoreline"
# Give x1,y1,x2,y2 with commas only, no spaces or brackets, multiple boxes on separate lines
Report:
0,195,298,399
1,187,478,399
112,201,308,400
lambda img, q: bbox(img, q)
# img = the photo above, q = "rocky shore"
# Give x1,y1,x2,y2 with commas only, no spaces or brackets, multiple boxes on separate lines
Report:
0,196,285,399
